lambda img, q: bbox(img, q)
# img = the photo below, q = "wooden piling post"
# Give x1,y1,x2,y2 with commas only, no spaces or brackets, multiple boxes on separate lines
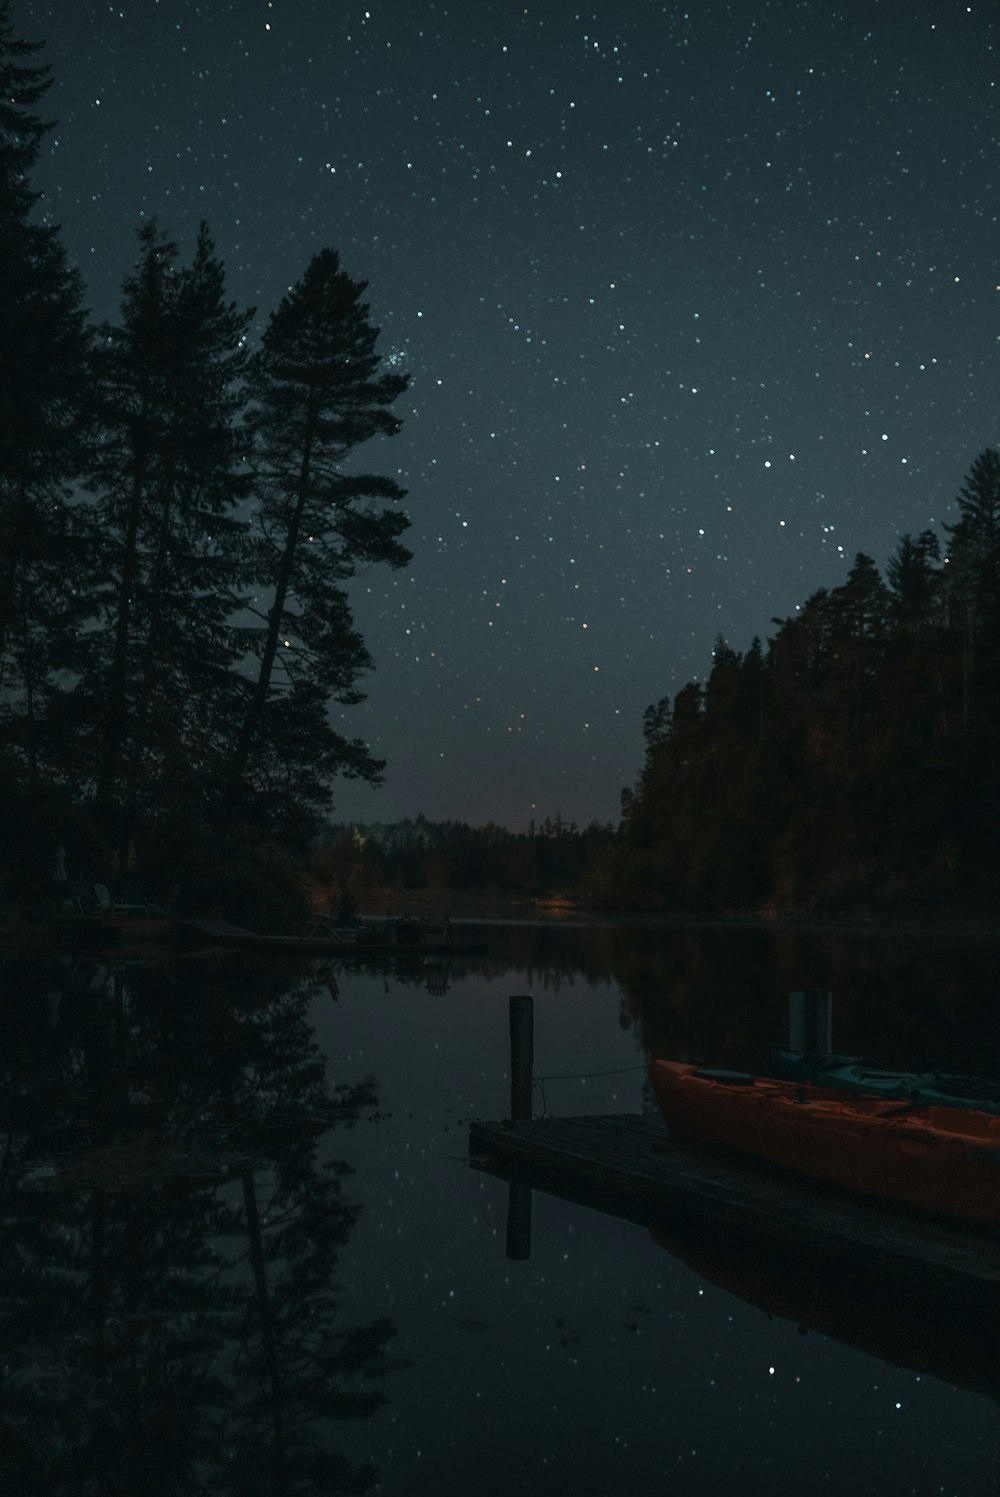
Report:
789,989,832,1053
509,994,534,1121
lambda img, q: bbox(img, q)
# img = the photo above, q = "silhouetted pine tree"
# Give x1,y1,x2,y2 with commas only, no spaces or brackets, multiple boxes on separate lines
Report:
0,1,91,781
943,448,1000,630
942,450,1000,866
886,529,942,630
82,220,254,848
882,529,955,754
222,247,410,833
825,553,891,750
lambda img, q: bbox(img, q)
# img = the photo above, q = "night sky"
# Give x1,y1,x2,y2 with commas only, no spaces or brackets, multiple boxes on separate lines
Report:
23,0,1000,829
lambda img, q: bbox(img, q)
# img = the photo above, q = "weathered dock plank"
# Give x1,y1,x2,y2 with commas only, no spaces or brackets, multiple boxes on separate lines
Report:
469,1114,1000,1296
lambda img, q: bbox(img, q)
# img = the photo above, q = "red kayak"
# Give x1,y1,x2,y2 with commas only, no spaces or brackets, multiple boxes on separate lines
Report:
648,1060,1000,1224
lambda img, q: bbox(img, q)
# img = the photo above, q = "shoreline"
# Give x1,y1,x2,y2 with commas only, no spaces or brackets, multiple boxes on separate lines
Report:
3,894,999,950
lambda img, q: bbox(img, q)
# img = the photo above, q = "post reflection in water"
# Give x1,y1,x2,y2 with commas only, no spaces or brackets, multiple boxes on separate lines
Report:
1,920,999,1494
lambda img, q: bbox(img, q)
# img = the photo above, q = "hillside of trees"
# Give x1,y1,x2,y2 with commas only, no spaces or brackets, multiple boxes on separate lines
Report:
309,452,1000,923
603,450,1000,919
0,6,409,920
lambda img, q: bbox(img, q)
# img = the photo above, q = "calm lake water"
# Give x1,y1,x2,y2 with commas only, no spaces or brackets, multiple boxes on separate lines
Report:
2,917,999,1495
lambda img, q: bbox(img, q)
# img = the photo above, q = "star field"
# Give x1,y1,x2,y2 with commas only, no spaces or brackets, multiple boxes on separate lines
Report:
26,0,1000,826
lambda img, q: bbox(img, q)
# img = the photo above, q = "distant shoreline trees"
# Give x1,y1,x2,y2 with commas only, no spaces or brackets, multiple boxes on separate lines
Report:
312,814,617,907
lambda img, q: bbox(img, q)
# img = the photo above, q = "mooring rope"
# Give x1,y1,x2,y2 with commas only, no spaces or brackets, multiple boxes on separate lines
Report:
531,1062,647,1116
534,1064,647,1082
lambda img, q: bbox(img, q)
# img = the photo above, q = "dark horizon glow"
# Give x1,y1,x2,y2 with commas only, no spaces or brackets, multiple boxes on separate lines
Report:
24,0,1000,828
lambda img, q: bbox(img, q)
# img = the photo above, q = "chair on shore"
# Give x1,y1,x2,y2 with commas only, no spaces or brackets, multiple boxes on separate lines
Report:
61,879,103,916
112,878,149,917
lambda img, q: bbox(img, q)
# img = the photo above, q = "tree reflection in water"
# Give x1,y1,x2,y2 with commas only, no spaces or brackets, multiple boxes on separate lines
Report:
0,950,401,1496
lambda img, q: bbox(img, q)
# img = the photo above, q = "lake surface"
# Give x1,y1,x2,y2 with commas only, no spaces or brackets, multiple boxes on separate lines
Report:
2,918,999,1495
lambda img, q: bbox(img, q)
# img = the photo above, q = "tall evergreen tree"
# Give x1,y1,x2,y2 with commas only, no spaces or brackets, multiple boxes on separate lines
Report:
0,1,91,776
936,450,1000,741
826,552,891,745
886,529,942,630
883,528,955,762
943,448,1000,629
83,220,254,847
941,451,1000,848
222,248,410,830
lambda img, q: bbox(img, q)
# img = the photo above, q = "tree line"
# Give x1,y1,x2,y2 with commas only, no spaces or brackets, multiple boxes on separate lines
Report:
320,453,1000,919
3,4,996,923
313,814,617,908
604,449,1000,916
0,5,410,902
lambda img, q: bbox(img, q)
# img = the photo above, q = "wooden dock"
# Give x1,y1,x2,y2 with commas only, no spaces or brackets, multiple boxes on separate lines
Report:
469,1113,1000,1298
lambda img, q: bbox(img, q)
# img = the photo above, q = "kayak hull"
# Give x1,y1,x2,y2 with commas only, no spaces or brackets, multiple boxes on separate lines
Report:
648,1060,1000,1224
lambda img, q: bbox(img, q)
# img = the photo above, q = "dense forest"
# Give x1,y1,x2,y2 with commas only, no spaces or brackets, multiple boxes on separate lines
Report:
605,453,1000,917
0,6,410,917
2,4,998,927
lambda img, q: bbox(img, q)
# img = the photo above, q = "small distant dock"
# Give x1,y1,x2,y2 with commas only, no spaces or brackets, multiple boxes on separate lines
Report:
175,916,487,957
469,1112,1000,1296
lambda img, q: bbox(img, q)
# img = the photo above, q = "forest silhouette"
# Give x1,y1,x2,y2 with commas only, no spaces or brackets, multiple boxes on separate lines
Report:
1,2,997,923
316,450,1000,920
0,4,411,916
609,453,1000,916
